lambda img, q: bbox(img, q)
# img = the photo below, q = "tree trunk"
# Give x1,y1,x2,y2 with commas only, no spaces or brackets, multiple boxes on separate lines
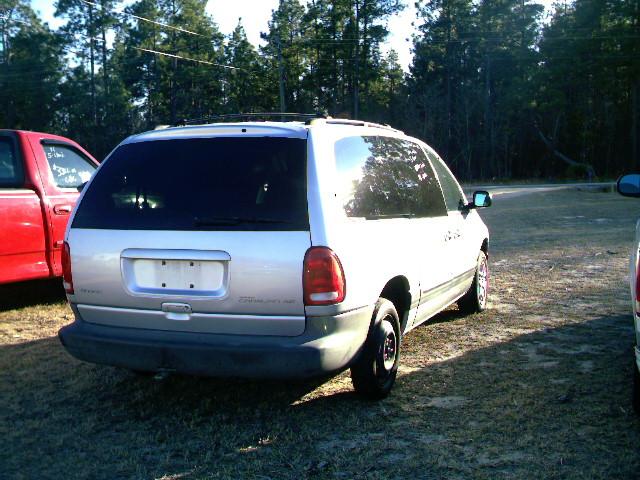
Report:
361,0,369,106
88,4,97,126
100,0,108,96
484,54,493,177
445,0,452,164
331,2,338,113
632,78,639,169
353,0,360,119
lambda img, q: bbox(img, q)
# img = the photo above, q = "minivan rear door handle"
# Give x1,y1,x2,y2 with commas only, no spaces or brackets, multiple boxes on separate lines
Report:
53,204,73,215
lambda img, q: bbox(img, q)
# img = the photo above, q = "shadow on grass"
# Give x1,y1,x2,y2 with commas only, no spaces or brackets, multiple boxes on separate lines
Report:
2,313,640,479
0,278,66,311
421,305,468,326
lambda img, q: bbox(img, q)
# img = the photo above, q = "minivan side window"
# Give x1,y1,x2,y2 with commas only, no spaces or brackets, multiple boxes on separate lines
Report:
427,150,466,212
335,136,447,219
42,143,96,189
0,137,24,188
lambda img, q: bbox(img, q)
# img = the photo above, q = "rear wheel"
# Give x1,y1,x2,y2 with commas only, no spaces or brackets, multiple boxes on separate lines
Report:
458,251,489,315
351,299,401,400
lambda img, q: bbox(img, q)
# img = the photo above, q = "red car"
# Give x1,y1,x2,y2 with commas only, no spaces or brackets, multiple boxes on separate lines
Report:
0,130,99,285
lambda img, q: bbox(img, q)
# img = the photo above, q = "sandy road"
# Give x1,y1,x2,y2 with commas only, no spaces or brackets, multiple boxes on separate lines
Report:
464,182,615,200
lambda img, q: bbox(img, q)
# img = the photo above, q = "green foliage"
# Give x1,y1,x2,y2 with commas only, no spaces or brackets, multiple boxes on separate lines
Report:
224,21,264,113
0,1,63,131
535,0,640,178
0,0,637,176
406,0,545,179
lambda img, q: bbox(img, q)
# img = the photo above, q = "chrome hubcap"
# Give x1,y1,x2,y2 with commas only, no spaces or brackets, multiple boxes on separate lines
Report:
382,329,397,371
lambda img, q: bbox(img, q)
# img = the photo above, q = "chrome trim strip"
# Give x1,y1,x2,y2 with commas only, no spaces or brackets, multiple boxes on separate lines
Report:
419,268,475,306
121,249,231,262
79,304,304,322
305,303,372,318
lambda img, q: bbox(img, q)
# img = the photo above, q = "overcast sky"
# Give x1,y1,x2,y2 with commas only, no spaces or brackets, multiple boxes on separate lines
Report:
30,0,554,72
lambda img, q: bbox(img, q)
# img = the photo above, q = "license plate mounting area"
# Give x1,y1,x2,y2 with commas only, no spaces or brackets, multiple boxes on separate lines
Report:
121,249,230,298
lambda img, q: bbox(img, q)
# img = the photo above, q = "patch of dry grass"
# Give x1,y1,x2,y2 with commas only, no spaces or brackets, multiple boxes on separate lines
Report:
1,189,639,479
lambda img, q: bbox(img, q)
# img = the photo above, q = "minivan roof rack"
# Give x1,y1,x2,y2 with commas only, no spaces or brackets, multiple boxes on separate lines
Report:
172,113,402,133
178,113,326,125
308,118,402,133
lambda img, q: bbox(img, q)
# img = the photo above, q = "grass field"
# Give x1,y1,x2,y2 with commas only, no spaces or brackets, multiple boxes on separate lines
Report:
1,188,640,479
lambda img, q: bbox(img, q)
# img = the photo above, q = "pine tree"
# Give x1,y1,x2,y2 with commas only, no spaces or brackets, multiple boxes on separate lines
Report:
224,20,265,113
0,1,64,130
536,0,640,177
261,0,310,113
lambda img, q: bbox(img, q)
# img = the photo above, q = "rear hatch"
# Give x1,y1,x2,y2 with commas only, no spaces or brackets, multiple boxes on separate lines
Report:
68,133,311,336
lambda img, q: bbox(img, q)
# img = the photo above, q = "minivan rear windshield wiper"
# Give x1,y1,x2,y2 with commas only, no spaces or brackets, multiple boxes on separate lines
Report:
193,216,294,227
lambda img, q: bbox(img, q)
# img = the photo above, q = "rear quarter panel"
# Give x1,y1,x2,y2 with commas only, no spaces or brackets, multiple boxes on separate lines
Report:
306,127,423,320
305,128,490,327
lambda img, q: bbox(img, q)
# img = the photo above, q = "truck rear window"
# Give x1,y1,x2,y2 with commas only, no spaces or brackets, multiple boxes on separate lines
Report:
72,137,309,231
0,137,22,187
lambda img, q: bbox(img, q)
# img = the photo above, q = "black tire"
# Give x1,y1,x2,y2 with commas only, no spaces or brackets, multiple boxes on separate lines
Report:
458,251,489,315
350,298,401,400
633,357,640,414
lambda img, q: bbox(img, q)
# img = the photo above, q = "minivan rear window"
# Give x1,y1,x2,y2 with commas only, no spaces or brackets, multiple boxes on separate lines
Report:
72,137,308,231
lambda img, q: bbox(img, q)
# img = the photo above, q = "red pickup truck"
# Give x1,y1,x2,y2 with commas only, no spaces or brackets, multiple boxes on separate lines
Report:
0,130,99,285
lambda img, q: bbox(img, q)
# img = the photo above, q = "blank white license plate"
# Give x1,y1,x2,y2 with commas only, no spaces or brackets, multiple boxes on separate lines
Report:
132,259,224,291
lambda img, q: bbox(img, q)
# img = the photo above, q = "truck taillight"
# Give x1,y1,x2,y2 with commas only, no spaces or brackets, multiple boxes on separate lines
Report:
303,247,346,306
62,241,74,294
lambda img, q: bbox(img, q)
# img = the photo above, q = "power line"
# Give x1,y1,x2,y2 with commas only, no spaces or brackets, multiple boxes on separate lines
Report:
78,0,204,37
134,47,243,71
0,15,248,74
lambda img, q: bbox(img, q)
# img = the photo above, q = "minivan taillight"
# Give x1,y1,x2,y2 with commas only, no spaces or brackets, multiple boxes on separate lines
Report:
62,241,74,294
303,247,346,306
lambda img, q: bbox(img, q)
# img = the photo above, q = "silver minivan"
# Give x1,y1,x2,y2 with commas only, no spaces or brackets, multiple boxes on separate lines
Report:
59,118,491,398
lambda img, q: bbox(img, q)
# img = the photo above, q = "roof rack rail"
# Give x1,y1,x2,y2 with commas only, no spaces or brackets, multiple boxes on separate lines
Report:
308,118,402,133
177,113,327,126
171,113,402,133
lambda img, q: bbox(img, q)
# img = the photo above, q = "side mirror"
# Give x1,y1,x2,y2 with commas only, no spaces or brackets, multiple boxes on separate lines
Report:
617,174,640,198
471,190,492,209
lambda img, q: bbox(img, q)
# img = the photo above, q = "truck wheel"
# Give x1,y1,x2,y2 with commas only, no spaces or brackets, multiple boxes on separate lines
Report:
351,298,400,400
458,251,489,315
633,358,640,414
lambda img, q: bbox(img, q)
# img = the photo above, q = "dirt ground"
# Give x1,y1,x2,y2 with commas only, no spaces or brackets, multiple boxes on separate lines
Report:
1,188,639,479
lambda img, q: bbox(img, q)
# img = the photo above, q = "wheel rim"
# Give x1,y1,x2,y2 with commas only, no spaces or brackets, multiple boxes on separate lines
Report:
379,319,397,373
477,257,488,308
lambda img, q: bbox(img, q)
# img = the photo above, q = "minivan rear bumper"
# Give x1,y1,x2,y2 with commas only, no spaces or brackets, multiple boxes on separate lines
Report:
58,306,373,378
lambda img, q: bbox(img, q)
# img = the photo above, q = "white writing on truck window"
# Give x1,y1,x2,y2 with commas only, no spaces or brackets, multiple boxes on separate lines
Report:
43,145,96,188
